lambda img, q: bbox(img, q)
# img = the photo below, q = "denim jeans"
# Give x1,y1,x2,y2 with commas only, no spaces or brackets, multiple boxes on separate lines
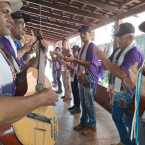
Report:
79,83,96,128
112,106,136,145
71,74,80,108
52,70,57,83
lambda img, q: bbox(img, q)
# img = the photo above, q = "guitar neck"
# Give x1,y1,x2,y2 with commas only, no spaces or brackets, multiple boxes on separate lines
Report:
38,43,45,89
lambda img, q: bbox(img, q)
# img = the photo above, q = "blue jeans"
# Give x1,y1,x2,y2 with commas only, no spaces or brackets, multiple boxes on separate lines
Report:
112,106,136,145
79,83,96,128
52,70,57,83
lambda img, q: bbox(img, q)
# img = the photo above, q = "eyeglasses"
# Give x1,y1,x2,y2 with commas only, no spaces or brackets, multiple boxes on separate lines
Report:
14,20,25,27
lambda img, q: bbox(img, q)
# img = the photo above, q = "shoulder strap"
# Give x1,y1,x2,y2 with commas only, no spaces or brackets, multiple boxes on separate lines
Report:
0,42,27,70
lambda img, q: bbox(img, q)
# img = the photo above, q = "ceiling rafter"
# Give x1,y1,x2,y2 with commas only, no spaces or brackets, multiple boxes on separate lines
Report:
21,8,82,29
30,18,79,31
21,0,145,43
68,0,75,7
29,19,76,33
22,0,105,20
26,32,59,42
26,28,69,38
81,0,122,13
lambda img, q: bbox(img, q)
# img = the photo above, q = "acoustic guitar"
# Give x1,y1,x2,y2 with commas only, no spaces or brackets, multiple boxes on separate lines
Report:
129,64,145,117
0,30,59,145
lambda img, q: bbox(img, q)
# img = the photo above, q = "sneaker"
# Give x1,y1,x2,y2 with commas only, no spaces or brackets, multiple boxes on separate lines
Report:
63,97,71,101
73,123,88,131
68,105,76,111
82,127,96,135
52,83,58,87
111,142,125,145
70,107,81,114
61,96,65,99
55,90,62,93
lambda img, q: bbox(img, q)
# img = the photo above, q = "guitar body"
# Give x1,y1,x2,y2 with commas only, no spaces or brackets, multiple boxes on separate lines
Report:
0,125,21,145
0,67,59,145
129,95,145,117
129,68,145,117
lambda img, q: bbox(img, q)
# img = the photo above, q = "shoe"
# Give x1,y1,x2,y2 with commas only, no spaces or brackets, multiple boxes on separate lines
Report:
55,90,62,93
70,107,81,114
55,82,62,93
73,123,88,131
63,97,71,101
68,105,76,111
61,96,65,99
111,142,125,145
52,83,57,87
82,127,96,135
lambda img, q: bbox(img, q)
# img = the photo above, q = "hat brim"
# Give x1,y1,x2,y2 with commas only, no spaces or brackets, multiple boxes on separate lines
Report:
78,29,91,33
24,17,31,23
113,32,125,37
139,21,145,33
1,0,23,13
13,16,31,22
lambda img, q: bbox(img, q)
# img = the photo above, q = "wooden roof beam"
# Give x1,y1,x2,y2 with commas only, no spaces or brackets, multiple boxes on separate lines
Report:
29,20,75,33
80,4,87,10
21,8,80,30
30,20,77,33
26,28,69,38
23,0,105,20
26,25,69,37
26,32,58,42
21,8,95,26
81,0,122,13
26,31,61,41
68,0,75,7
53,0,58,4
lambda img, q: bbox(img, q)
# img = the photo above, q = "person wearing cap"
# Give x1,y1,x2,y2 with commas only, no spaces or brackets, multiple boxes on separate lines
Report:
66,25,99,135
11,11,32,63
62,45,81,114
0,0,58,126
0,10,34,67
128,21,145,145
95,22,144,145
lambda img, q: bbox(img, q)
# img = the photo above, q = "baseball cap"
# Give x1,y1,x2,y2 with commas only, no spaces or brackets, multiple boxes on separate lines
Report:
11,11,31,22
0,0,23,13
139,21,145,33
71,45,80,51
78,25,91,33
114,23,135,37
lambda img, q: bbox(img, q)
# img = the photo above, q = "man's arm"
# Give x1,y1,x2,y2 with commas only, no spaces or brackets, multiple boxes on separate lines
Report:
102,58,128,79
66,56,93,68
0,88,58,126
101,62,108,70
21,40,48,69
62,60,76,71
17,42,34,59
94,48,127,79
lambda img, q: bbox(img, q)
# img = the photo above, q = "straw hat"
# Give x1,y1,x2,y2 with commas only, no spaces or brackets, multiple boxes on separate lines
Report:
0,0,23,12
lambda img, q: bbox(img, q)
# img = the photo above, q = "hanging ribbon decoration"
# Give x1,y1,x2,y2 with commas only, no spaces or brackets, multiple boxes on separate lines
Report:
130,63,144,143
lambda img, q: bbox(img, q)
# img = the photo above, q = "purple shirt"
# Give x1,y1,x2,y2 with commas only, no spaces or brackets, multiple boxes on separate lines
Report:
109,46,144,95
78,42,99,88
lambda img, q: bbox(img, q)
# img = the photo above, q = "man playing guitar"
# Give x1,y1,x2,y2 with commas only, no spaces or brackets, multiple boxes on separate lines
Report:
0,0,58,127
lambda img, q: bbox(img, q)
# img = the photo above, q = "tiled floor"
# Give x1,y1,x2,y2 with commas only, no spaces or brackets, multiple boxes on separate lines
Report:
45,63,120,145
